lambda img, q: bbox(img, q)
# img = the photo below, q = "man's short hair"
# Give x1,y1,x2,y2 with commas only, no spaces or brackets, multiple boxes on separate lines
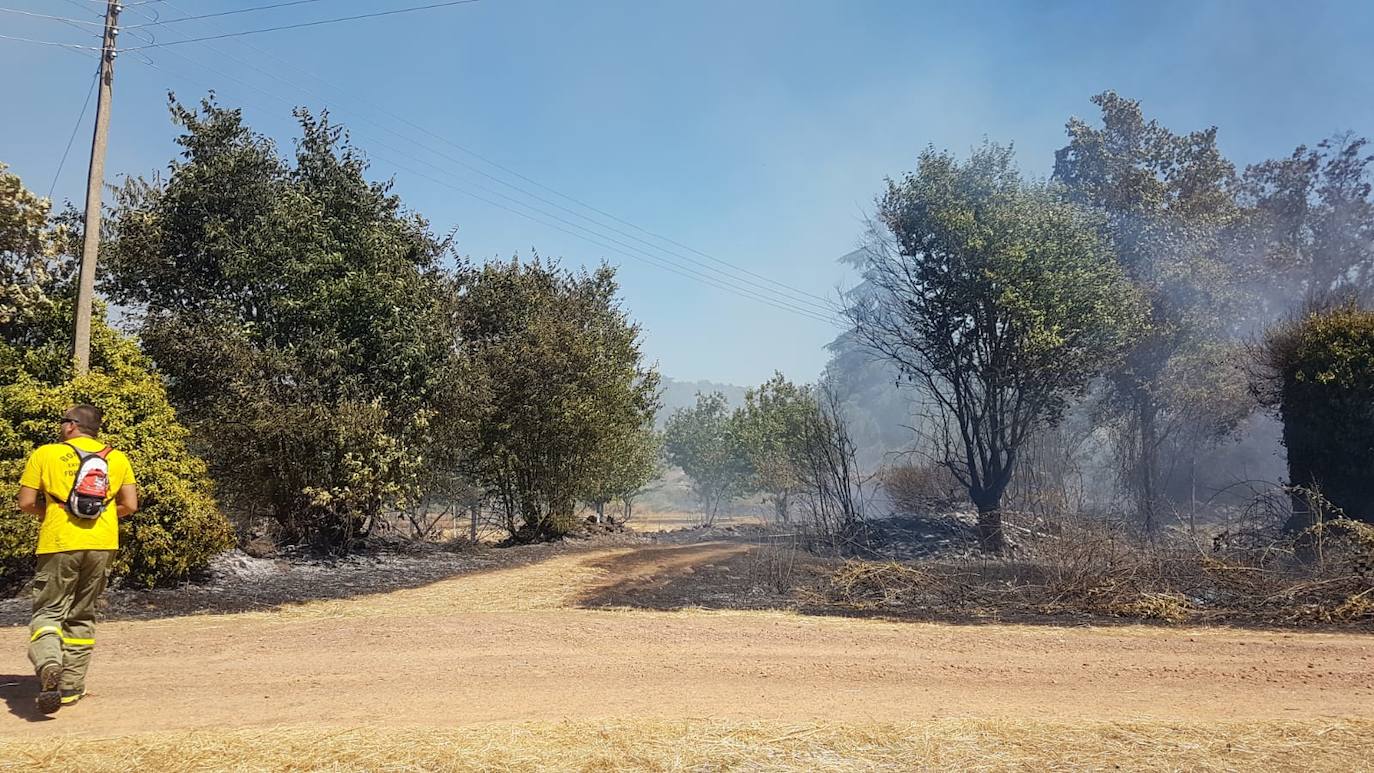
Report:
69,404,103,435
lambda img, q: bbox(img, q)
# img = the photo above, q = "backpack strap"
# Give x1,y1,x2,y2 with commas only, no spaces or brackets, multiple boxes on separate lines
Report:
46,443,88,504
62,441,90,461
60,442,112,460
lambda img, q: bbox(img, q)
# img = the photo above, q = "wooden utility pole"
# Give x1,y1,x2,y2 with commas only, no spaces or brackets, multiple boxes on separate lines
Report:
72,0,120,375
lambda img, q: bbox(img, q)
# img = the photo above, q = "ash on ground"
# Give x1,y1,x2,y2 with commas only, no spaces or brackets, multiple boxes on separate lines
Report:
856,506,1057,560
860,510,983,560
0,529,661,626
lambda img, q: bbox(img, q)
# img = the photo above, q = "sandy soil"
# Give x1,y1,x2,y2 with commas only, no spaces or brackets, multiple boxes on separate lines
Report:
1,541,1371,751
624,510,764,532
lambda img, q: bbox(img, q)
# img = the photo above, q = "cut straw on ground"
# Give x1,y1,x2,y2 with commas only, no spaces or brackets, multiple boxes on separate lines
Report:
1,718,1370,772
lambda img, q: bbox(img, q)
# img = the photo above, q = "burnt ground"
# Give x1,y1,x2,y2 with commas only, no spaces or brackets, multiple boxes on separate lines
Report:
0,523,766,626
577,516,1374,632
0,509,1099,628
7,509,1366,631
0,508,990,629
859,510,984,559
575,512,988,614
3,537,1373,744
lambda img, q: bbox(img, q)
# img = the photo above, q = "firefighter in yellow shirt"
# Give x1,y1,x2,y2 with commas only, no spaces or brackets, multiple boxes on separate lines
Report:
16,404,138,714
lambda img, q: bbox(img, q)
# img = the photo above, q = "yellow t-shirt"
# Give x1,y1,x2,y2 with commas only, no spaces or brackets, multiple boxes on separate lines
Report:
19,436,136,554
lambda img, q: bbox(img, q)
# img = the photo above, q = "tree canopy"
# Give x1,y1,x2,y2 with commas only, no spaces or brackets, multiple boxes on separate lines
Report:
103,99,461,550
457,258,659,540
851,142,1144,550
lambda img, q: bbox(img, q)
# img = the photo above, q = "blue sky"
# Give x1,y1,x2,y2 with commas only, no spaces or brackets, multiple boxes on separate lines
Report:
4,0,1374,385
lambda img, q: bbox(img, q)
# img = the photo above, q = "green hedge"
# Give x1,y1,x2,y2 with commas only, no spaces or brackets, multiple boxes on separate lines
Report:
1264,304,1374,529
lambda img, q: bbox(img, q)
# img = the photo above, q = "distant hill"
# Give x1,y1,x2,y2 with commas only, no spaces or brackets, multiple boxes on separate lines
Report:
655,377,749,428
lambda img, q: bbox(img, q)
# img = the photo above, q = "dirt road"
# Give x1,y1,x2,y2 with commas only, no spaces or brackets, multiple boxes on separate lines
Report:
1,541,1372,767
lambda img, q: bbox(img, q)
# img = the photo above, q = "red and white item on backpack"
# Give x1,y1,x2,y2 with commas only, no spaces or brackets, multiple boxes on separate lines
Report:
62,443,113,519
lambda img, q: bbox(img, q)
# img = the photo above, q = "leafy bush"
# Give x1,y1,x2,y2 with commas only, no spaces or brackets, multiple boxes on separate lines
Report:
458,259,660,541
663,392,754,526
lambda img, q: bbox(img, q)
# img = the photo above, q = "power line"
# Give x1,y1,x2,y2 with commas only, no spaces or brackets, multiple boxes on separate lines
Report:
368,151,843,326
163,41,836,313
116,2,842,324
122,49,841,326
123,0,330,29
142,1,834,309
124,0,483,50
0,32,101,50
44,0,114,205
126,0,837,313
43,0,108,47
120,2,838,317
147,11,842,323
49,67,101,200
0,6,102,26
55,0,106,19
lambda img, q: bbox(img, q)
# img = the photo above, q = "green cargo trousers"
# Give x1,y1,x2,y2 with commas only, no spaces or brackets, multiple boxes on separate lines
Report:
28,550,113,693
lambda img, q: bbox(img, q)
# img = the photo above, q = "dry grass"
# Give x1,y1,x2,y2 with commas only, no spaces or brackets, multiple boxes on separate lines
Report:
1,719,1368,772
879,462,964,512
1108,590,1194,622
802,515,1374,627
626,511,765,533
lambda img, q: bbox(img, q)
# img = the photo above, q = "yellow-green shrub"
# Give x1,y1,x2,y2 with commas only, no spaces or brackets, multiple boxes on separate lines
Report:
0,315,233,589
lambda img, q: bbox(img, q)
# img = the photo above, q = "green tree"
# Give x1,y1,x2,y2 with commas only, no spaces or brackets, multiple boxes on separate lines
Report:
663,392,754,526
1053,91,1244,533
102,99,460,551
851,142,1143,552
0,163,232,588
736,373,816,524
581,426,663,523
458,258,659,541
0,162,77,343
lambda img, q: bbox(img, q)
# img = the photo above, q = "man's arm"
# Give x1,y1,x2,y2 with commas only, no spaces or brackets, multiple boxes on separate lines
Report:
17,486,43,516
115,484,138,518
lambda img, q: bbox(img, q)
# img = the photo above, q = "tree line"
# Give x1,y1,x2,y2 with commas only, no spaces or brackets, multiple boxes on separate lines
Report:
0,98,662,586
4,88,1373,585
660,91,1374,554
663,373,867,550
835,91,1374,550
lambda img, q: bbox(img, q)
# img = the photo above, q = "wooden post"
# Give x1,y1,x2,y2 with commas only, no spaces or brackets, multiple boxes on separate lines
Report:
72,0,120,374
